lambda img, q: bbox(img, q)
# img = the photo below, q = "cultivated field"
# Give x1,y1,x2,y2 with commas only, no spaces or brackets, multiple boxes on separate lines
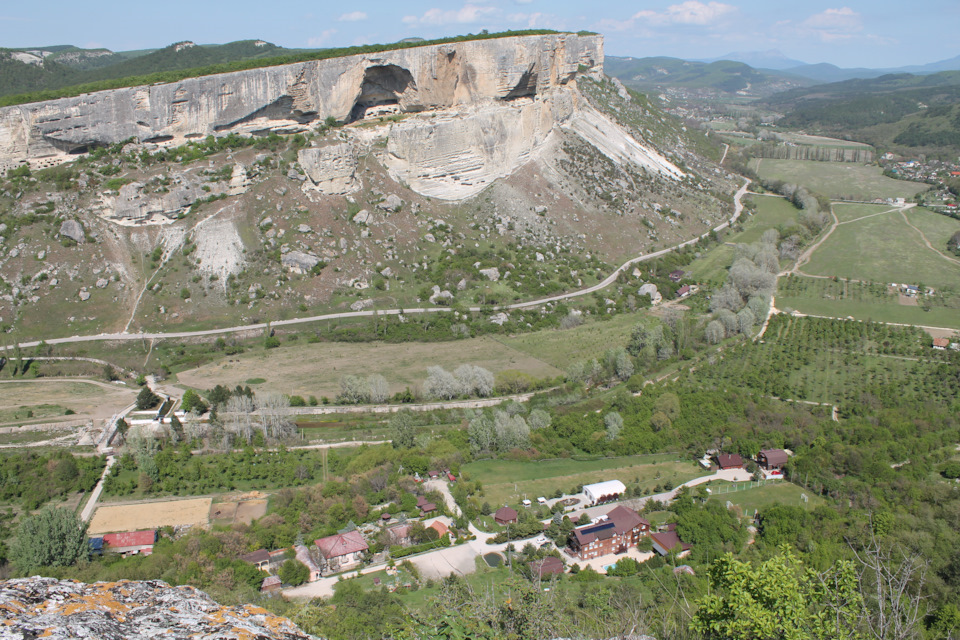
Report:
775,133,872,149
750,159,929,200
463,455,702,506
831,202,898,223
88,497,212,534
495,314,640,369
0,380,136,426
801,208,960,289
176,336,563,398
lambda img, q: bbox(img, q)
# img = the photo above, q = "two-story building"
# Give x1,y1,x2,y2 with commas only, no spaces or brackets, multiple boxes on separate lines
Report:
569,505,650,560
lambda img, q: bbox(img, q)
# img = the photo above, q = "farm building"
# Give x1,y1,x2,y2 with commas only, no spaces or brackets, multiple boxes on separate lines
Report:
494,507,518,525
933,338,949,350
102,530,157,555
529,556,565,578
757,449,789,470
668,270,685,282
240,549,272,570
260,576,282,593
716,453,744,470
583,480,626,505
315,530,369,571
294,544,322,582
650,529,692,557
570,505,649,560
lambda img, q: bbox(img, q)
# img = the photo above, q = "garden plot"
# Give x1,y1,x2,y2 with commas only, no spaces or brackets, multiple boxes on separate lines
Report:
88,497,212,534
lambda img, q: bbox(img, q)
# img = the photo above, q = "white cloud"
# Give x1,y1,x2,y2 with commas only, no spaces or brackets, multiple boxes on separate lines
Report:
799,7,864,43
338,11,367,22
514,0,535,4
402,4,499,26
633,1,736,26
307,29,337,47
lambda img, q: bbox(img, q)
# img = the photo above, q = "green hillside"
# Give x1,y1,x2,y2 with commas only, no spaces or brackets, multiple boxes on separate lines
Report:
607,56,778,92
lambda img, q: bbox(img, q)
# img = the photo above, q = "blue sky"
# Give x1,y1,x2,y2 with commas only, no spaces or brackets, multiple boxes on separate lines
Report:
2,0,958,68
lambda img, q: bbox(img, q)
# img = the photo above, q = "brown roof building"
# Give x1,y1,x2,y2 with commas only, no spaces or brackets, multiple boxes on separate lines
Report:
757,449,789,470
650,530,692,556
570,505,650,560
240,549,272,570
494,507,518,525
716,453,744,469
315,530,369,571
529,556,564,578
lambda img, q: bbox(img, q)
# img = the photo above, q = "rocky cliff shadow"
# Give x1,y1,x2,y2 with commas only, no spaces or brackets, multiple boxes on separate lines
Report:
350,64,417,121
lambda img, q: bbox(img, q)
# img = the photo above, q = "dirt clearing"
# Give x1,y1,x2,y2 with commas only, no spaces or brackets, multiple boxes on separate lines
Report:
89,497,212,534
211,495,268,526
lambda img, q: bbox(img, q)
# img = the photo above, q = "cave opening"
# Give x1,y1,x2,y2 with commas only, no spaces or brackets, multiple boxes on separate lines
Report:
349,64,416,122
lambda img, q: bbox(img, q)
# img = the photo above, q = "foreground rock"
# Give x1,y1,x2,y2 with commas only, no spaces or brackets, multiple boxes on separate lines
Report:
0,577,313,640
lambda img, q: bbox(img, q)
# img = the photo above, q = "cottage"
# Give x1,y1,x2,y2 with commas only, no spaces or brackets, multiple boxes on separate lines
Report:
650,529,692,557
428,520,449,539
716,453,744,470
260,575,282,593
315,530,369,571
494,506,518,525
446,472,457,482
240,549,272,570
294,544,322,582
102,530,157,555
676,285,691,299
933,337,949,350
419,502,438,516
668,270,685,283
757,448,789,470
583,480,626,506
386,523,413,546
569,505,649,560
529,556,565,578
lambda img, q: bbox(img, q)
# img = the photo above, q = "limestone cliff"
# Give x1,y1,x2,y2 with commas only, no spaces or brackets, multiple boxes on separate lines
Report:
0,577,314,639
0,34,602,173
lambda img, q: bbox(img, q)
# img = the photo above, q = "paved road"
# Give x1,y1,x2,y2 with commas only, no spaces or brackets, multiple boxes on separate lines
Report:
3,179,751,351
79,455,116,522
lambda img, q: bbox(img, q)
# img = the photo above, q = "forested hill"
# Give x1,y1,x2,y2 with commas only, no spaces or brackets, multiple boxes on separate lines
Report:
765,70,960,154
606,55,807,95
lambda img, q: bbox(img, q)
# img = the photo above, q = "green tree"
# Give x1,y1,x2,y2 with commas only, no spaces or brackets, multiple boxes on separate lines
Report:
136,386,160,410
279,558,309,586
691,548,863,640
180,389,207,414
11,506,89,572
390,410,417,449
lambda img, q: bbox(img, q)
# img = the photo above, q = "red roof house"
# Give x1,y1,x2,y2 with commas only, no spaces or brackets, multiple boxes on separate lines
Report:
570,505,650,560
494,507,518,525
315,530,369,570
757,449,789,470
260,575,282,593
676,285,691,298
428,520,449,539
102,530,157,555
933,337,949,349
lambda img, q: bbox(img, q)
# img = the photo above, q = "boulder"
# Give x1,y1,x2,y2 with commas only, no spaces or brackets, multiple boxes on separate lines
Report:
353,210,371,225
281,251,321,274
479,267,500,281
298,143,359,195
60,220,85,244
377,194,403,212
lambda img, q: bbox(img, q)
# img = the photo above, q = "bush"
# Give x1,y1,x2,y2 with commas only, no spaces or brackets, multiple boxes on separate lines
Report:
279,558,309,586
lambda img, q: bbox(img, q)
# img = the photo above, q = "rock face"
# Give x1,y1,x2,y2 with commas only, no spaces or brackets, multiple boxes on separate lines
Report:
282,250,322,274
0,34,602,173
298,143,360,195
0,577,313,640
59,220,84,243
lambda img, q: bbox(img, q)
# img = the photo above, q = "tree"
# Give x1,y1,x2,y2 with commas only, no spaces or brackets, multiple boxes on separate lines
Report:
390,410,417,449
424,366,461,400
181,389,207,414
604,412,623,441
653,392,681,421
11,506,89,572
367,374,390,404
135,386,160,410
337,375,368,404
454,364,495,397
528,409,552,430
691,548,863,640
706,319,726,344
279,558,310,586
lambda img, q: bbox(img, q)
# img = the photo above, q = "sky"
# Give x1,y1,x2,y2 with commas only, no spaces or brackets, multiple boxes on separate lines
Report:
2,0,958,69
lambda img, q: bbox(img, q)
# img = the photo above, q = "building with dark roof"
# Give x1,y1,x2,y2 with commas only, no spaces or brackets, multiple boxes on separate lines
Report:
757,449,789,470
716,453,744,470
650,530,692,557
569,505,649,560
494,507,518,525
240,549,272,570
315,531,369,571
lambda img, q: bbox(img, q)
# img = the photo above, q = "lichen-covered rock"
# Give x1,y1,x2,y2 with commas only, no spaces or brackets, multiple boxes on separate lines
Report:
59,220,85,244
0,577,314,640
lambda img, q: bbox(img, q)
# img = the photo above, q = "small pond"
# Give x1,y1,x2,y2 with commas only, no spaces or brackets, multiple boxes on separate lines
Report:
483,553,504,567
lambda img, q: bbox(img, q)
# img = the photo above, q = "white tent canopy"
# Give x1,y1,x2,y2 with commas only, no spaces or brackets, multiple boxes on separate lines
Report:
583,480,626,505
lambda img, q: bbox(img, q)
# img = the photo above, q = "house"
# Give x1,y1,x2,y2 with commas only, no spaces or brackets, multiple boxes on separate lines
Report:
668,270,685,283
494,507,518,525
933,337,949,350
240,549,272,570
315,530,369,571
569,505,650,560
420,502,438,516
428,520,449,539
386,523,413,546
757,449,789,470
582,480,626,506
676,285,691,299
446,472,457,482
529,556,564,578
427,470,441,479
650,529,692,557
294,544,322,582
260,576,282,593
102,530,157,555
716,453,744,470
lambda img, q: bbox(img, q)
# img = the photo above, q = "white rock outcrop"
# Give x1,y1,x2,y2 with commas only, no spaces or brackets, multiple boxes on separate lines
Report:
298,143,360,195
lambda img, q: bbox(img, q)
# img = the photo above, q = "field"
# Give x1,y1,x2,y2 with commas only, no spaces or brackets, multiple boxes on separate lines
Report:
831,202,898,223
463,454,703,506
750,159,929,200
209,495,268,526
775,133,872,149
0,379,136,426
801,207,960,289
88,497,212,534
777,276,960,330
495,314,641,369
706,481,824,515
686,195,801,282
175,335,563,398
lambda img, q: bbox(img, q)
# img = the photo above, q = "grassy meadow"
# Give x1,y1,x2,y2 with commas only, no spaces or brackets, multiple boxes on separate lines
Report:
750,159,929,200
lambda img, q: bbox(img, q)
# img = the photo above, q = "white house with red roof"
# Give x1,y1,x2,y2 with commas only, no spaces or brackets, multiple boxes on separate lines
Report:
315,530,369,571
